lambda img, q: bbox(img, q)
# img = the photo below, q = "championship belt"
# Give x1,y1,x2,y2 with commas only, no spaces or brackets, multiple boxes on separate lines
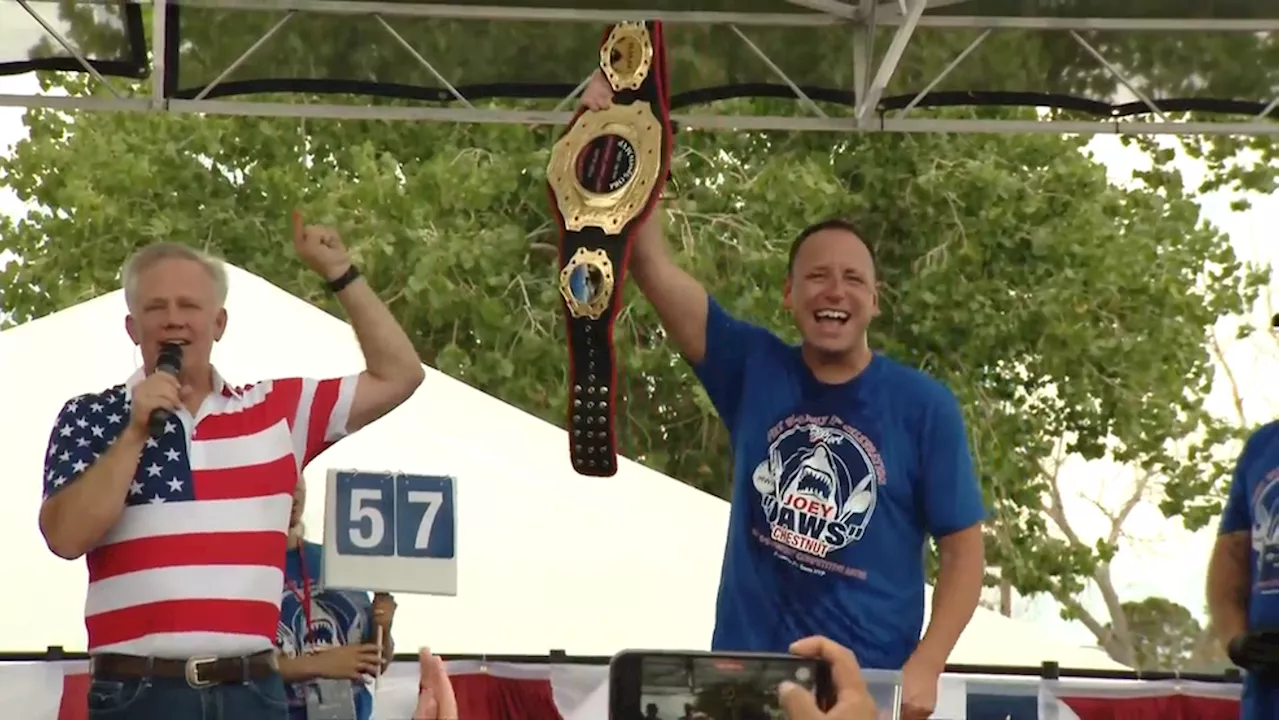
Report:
547,21,671,477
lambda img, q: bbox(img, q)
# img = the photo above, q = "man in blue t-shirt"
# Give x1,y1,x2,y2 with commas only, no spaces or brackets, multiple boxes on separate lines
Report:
1208,417,1279,720
582,66,986,720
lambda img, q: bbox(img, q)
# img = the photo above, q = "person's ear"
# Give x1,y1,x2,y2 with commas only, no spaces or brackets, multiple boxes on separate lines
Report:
125,314,140,345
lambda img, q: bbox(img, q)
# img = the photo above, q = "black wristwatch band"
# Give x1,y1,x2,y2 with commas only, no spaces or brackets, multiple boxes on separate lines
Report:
326,265,361,293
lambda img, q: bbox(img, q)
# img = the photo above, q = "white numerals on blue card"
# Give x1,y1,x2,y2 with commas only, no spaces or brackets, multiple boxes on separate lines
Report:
323,470,459,596
394,475,456,559
335,473,396,556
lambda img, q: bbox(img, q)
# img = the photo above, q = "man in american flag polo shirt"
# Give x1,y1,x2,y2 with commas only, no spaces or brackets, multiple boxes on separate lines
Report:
37,211,426,720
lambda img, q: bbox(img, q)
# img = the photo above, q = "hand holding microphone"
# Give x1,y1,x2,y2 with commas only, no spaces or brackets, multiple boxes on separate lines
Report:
128,343,185,437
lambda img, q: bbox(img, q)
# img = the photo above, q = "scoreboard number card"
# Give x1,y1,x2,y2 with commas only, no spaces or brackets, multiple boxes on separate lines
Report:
323,469,458,596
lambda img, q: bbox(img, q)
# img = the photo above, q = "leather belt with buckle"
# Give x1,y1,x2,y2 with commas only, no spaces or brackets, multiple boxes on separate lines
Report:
91,650,278,687
547,20,672,477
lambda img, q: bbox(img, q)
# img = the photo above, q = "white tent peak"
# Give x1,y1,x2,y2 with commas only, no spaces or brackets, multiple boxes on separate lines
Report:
1,264,1125,670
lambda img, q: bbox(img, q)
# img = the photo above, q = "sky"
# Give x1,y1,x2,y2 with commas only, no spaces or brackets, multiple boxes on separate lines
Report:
1,64,1277,654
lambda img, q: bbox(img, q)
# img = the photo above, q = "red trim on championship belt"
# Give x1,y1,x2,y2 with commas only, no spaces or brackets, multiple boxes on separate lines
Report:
546,21,672,477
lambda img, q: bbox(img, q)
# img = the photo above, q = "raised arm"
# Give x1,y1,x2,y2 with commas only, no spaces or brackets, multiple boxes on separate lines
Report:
578,70,767,430
577,70,711,364
331,270,426,432
628,211,711,364
293,212,425,434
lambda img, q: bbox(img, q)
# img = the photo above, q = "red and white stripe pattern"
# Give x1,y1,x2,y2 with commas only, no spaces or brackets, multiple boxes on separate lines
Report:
41,370,358,659
1039,677,1242,719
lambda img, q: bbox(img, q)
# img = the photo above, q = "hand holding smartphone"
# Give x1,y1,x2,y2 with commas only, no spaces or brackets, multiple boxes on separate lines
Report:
609,649,836,720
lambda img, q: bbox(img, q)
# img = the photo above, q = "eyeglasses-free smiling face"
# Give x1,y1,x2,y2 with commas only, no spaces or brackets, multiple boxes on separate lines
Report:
784,227,880,362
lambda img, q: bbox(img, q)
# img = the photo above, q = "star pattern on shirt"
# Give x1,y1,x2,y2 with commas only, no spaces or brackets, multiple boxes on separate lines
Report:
44,387,193,505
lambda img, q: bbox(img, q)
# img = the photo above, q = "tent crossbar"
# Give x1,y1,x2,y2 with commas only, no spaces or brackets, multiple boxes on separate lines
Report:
1257,97,1279,121
4,1,1276,136
166,1,843,26
896,28,990,118
192,11,296,101
163,99,1280,136
1068,30,1167,122
729,25,828,119
850,0,876,119
0,94,1272,136
373,14,473,108
13,0,123,98
552,72,595,112
162,1,1275,32
856,0,924,121
0,95,152,113
1249,17,1280,121
152,0,169,109
899,15,1276,32
782,0,858,20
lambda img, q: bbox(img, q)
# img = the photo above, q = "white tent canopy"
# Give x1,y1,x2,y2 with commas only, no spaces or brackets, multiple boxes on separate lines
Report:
0,265,1125,671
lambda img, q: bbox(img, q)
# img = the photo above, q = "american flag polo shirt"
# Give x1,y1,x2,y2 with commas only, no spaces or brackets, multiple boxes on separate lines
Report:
41,368,359,659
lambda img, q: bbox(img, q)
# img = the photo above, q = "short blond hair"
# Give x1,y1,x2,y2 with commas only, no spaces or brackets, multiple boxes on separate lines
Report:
121,243,229,312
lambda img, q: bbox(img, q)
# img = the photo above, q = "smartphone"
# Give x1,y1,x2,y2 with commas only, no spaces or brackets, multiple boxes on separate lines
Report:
609,649,835,720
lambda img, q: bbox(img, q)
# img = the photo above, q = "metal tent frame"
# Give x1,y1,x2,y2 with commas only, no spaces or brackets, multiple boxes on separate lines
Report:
1,0,1277,136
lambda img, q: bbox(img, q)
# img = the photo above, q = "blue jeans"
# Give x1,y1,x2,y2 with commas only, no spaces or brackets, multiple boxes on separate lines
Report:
87,674,289,720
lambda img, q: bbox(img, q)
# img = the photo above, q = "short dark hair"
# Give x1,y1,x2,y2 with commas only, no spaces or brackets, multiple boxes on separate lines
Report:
786,218,876,275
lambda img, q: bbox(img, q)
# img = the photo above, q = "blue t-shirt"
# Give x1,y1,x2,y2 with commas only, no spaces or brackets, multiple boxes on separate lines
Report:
1218,420,1279,720
693,298,987,670
277,541,375,720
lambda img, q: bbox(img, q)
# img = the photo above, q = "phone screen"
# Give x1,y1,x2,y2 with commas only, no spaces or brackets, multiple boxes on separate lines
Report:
613,652,827,720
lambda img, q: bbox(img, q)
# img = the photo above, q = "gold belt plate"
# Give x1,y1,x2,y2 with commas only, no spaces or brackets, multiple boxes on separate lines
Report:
559,247,616,321
547,101,665,236
599,21,654,92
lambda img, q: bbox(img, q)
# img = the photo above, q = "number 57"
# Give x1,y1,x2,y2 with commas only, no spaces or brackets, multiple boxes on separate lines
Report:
346,487,444,556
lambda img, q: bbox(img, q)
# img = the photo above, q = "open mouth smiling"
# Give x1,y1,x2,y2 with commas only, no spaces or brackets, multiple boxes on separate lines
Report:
814,309,849,327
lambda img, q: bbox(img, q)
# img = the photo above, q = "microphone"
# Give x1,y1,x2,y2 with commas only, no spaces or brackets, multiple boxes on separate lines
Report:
148,342,184,436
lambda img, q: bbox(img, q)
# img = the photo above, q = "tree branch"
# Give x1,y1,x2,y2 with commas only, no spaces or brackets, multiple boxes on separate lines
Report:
1056,593,1107,645
1210,329,1247,427
1043,436,1083,545
1107,468,1154,546
1054,590,1136,667
1042,436,1143,666
1092,562,1134,665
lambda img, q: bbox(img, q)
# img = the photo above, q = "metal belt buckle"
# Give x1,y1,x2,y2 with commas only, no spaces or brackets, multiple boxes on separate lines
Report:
599,21,653,92
184,655,218,688
559,247,615,320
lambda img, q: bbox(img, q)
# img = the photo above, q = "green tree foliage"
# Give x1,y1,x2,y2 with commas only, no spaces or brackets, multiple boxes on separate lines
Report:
1,2,1273,609
1103,598,1231,673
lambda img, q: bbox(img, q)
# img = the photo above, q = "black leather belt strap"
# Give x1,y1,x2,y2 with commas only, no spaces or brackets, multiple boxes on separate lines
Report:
91,650,278,687
547,21,672,477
